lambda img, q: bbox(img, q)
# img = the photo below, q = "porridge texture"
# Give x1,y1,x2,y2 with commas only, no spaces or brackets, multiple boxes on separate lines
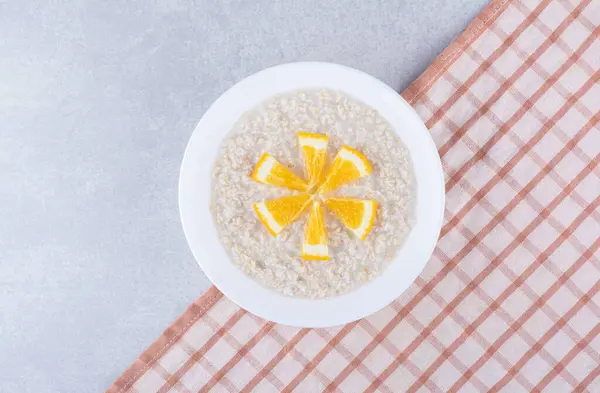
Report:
211,89,415,298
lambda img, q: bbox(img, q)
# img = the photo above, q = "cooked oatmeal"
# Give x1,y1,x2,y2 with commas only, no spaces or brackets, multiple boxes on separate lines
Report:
211,89,415,298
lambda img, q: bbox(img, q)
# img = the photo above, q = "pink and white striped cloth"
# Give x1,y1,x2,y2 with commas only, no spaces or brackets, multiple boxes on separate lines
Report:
108,0,600,391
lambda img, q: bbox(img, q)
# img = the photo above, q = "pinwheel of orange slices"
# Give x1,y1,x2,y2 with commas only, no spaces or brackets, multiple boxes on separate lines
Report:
251,132,377,260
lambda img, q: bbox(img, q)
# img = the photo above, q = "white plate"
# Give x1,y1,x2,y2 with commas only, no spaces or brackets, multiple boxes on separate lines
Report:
179,62,444,327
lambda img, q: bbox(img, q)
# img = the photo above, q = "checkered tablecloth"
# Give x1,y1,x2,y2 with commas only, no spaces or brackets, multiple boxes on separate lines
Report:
107,0,600,391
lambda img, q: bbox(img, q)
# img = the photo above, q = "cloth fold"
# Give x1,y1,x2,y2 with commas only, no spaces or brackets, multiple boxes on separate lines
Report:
108,0,600,391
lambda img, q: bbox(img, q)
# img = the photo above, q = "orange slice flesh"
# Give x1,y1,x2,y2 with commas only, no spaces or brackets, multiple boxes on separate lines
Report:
302,201,329,260
251,153,308,191
324,198,377,241
317,146,372,194
254,193,312,236
298,132,328,190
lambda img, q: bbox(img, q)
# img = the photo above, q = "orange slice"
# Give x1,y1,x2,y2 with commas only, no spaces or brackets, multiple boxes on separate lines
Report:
251,153,308,191
298,132,328,190
302,201,329,260
253,193,312,236
317,146,372,194
324,198,377,240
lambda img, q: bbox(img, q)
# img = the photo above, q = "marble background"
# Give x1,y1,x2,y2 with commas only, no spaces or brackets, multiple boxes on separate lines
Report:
0,0,488,391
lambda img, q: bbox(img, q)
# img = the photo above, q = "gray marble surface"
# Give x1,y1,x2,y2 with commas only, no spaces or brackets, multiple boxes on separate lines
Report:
0,0,488,391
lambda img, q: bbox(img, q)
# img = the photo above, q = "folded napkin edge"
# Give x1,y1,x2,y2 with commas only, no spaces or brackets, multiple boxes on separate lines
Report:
106,286,222,393
402,0,511,104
